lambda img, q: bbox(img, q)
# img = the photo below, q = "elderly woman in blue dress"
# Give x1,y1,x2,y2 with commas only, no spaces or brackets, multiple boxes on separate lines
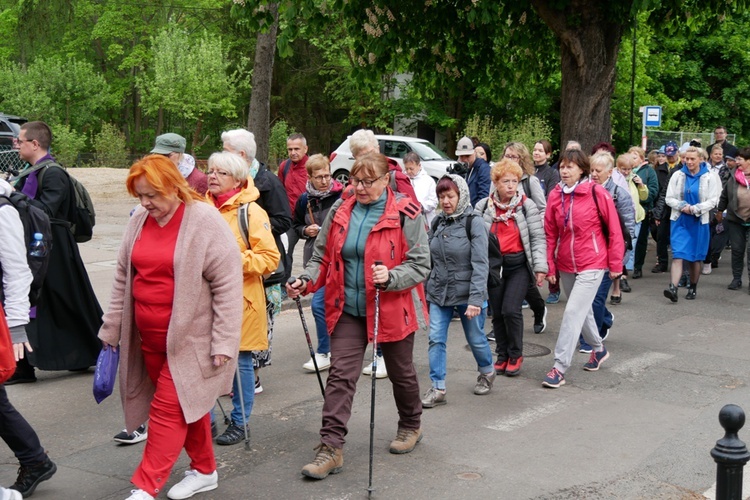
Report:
663,146,722,302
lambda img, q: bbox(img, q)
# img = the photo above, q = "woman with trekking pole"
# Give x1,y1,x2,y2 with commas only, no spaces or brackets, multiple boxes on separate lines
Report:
98,155,243,500
205,151,280,446
286,152,430,482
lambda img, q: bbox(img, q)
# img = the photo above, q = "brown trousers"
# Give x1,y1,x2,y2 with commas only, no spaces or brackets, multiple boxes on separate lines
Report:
320,312,422,449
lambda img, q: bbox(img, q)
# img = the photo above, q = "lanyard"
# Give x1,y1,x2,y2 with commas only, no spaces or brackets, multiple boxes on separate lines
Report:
561,190,575,229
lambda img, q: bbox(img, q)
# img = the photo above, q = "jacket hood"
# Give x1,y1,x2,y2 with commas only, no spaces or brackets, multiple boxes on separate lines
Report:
0,178,12,197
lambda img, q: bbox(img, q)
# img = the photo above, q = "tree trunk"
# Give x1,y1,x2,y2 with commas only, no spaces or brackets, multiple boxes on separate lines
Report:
247,2,280,165
531,0,630,152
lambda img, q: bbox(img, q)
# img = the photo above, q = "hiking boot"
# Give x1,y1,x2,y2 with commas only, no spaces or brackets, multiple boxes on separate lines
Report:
663,284,678,303
216,422,249,446
10,456,56,497
473,372,496,395
728,278,742,290
301,443,343,480
389,428,423,454
542,367,565,388
533,307,547,334
166,469,218,499
505,357,523,376
583,347,610,371
545,292,560,304
303,352,331,372
114,424,147,445
620,278,631,293
632,268,642,279
421,387,446,408
494,358,508,374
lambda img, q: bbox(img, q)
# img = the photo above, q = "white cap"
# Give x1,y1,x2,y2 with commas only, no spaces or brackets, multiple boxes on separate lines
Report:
455,136,474,156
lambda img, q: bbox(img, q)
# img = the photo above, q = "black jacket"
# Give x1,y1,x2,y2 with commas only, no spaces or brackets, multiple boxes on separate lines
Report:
534,162,560,198
254,162,292,236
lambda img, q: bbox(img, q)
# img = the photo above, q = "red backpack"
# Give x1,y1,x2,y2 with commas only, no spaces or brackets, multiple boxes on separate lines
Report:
0,303,17,384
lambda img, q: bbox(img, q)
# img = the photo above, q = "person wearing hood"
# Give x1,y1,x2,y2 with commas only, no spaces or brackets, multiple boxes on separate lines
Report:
151,133,208,196
206,151,280,446
421,173,495,408
663,146,722,302
292,154,344,372
543,149,624,389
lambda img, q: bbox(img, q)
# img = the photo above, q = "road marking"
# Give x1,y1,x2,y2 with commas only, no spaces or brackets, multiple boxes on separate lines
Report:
485,400,568,432
612,352,673,377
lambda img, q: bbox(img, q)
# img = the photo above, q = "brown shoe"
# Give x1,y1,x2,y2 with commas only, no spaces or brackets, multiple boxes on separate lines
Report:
389,427,423,454
301,443,343,479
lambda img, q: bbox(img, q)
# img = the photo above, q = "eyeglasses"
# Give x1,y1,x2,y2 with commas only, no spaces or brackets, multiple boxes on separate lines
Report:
350,175,384,188
504,154,521,161
207,169,231,178
13,138,34,145
312,174,331,182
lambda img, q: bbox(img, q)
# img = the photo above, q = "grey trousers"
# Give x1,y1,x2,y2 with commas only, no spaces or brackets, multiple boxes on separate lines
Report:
554,269,605,373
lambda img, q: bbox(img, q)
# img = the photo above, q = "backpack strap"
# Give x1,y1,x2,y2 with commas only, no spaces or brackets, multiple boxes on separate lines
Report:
521,176,531,199
237,203,250,249
591,183,609,238
281,160,292,183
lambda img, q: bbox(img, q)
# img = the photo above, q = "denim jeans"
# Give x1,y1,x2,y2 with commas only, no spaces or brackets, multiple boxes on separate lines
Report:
625,221,642,271
230,351,255,427
427,303,493,390
311,286,330,354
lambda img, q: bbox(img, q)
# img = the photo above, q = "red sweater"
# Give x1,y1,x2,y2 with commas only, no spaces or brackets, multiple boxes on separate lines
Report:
131,203,185,341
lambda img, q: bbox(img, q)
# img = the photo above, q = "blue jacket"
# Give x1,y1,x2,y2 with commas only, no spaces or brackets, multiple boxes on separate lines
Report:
466,158,491,207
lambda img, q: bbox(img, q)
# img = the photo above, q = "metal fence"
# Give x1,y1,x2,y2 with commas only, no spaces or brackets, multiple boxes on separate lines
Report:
645,131,736,152
0,146,26,176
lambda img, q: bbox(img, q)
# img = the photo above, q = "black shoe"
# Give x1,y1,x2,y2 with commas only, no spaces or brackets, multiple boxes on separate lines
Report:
113,424,147,444
651,264,667,273
678,274,688,287
610,295,621,305
728,279,742,290
4,372,36,386
663,284,678,303
686,285,697,300
620,278,631,293
11,456,57,497
216,422,249,446
486,329,495,342
632,269,642,279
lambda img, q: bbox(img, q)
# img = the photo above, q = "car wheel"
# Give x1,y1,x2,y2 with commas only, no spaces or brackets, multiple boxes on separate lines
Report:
333,169,350,185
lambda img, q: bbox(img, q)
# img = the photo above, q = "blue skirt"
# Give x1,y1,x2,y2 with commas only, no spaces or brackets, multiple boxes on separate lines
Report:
671,215,710,262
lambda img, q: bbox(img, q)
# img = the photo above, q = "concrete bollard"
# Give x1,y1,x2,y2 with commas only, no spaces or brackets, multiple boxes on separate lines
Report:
711,404,750,500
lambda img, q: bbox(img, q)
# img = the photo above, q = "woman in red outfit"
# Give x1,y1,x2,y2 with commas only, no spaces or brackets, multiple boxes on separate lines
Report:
99,155,243,500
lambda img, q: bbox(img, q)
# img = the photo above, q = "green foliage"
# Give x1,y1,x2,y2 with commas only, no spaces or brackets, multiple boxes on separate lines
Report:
92,123,129,168
461,115,553,157
50,124,87,167
268,120,295,171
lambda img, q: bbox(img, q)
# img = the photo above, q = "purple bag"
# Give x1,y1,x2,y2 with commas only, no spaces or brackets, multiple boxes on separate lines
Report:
93,346,119,404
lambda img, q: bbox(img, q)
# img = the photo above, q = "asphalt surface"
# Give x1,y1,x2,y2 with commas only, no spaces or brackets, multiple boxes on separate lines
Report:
3,208,750,499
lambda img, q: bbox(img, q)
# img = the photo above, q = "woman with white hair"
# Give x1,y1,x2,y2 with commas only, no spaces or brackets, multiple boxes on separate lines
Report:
206,152,280,445
221,129,292,393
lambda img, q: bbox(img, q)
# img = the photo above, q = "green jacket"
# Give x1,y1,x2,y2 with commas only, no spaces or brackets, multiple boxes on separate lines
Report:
634,163,659,211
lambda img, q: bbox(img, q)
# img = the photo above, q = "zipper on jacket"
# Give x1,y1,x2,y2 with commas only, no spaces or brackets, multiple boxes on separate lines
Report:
390,241,395,261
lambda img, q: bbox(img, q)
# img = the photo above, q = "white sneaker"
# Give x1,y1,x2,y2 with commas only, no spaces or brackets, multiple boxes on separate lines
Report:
125,490,154,500
114,424,148,444
302,352,331,372
167,470,218,500
362,355,388,379
702,263,712,275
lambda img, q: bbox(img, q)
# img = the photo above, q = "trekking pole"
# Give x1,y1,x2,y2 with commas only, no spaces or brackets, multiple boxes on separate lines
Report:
287,276,326,398
234,363,251,451
367,260,383,499
215,398,230,425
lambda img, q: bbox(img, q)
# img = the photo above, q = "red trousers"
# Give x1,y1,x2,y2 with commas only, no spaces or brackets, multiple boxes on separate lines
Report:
131,334,215,495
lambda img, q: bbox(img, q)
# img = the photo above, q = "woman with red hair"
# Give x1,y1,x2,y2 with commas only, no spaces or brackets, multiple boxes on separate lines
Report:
99,155,243,500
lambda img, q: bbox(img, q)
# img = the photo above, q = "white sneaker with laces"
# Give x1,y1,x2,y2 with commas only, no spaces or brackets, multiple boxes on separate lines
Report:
167,470,218,500
303,352,331,372
114,424,148,444
125,489,154,500
361,355,388,379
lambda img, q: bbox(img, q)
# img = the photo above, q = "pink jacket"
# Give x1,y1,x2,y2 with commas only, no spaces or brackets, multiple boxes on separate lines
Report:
545,180,624,276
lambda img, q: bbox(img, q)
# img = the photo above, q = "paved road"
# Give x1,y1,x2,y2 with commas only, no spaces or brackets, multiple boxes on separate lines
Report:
3,193,750,499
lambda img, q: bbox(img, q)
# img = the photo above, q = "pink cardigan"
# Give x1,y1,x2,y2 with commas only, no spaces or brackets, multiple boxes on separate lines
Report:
98,201,243,431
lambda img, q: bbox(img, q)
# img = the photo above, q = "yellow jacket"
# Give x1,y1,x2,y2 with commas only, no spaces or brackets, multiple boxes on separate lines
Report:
212,178,280,351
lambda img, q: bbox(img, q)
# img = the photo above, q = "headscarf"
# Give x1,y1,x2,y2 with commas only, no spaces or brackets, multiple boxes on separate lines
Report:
442,173,471,220
489,190,525,225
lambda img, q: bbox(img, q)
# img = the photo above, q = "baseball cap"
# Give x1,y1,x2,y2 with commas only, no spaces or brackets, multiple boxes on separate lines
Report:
664,141,678,156
151,133,186,155
455,136,474,156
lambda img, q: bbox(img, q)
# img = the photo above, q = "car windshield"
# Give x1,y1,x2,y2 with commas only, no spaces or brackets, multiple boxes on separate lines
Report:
410,141,449,161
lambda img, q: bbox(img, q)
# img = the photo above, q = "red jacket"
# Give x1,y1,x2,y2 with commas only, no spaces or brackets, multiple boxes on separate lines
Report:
309,190,429,343
386,157,419,203
545,180,624,276
278,155,309,212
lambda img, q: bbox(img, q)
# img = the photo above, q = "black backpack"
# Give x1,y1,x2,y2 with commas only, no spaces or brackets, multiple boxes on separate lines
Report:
37,162,96,242
0,192,53,306
431,213,503,288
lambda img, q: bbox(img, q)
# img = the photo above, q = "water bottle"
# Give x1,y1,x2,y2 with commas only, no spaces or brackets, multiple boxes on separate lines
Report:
29,233,48,258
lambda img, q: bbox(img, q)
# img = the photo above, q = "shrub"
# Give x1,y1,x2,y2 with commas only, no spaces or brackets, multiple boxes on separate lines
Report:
50,124,87,167
92,123,129,168
461,114,553,157
268,120,295,172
